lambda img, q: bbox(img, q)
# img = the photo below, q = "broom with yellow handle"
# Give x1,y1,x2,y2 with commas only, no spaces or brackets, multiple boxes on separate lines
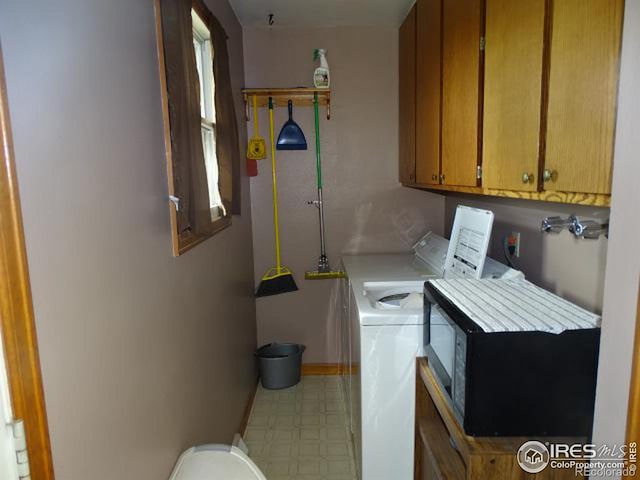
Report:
255,97,298,297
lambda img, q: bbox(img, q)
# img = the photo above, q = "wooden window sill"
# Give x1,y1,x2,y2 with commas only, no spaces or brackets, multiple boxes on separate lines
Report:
176,214,231,256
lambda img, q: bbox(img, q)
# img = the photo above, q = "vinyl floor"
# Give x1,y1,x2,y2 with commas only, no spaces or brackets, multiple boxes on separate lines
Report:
245,375,357,480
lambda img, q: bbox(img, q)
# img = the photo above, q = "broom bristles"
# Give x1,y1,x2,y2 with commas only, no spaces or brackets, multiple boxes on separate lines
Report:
255,273,298,297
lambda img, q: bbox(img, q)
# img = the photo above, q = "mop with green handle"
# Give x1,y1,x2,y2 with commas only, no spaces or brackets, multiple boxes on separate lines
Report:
305,92,345,280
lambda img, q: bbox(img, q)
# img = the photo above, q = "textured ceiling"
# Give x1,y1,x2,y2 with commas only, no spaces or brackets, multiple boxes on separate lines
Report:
228,0,415,28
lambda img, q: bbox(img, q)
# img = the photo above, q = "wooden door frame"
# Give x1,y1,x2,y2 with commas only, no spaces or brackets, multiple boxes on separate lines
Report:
0,44,55,479
626,281,640,476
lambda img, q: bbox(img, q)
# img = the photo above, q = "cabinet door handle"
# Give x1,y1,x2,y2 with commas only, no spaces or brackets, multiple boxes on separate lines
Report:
431,174,437,181
522,172,534,184
440,173,445,183
543,169,556,182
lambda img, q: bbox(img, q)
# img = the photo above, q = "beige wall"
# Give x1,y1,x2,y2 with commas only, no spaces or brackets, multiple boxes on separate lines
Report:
592,0,640,458
0,1,256,479
444,195,609,312
244,27,444,364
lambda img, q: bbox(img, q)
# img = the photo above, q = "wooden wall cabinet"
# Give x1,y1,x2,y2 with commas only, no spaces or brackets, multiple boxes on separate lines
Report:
412,0,482,187
399,0,623,206
441,0,483,187
544,0,623,195
399,4,417,184
482,0,545,192
415,0,441,186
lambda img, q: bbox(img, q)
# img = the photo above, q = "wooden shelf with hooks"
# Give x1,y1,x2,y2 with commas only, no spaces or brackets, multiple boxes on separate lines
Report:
241,88,331,120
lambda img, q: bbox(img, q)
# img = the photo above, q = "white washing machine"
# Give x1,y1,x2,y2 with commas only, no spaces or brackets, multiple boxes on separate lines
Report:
340,207,522,480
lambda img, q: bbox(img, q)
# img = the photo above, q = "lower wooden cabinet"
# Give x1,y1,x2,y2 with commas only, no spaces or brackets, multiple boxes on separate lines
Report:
415,377,466,479
415,358,585,480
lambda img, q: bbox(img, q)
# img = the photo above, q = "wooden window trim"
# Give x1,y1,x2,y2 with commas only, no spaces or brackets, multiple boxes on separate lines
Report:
0,45,55,479
154,0,232,257
191,0,214,32
178,215,231,255
625,281,640,478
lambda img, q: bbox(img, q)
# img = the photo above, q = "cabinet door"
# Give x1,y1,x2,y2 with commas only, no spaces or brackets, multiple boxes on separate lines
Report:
441,0,482,187
399,5,417,185
544,0,623,194
416,438,440,480
482,0,545,191
416,0,441,185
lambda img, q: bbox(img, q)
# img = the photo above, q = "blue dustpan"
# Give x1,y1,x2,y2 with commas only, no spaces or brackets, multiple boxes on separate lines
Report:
277,100,307,150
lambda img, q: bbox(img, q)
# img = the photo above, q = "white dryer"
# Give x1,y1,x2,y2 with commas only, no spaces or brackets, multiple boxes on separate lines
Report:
340,207,522,480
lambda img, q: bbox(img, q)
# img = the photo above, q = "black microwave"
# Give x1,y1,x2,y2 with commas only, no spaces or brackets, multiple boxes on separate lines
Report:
423,282,601,437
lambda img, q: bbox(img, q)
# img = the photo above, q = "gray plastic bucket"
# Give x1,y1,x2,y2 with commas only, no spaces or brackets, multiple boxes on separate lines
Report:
256,343,306,390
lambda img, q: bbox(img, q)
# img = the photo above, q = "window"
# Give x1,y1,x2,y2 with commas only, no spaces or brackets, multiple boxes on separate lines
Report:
191,9,226,220
155,0,241,256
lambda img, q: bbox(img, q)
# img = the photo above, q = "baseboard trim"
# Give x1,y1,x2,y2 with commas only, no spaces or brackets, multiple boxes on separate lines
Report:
239,378,258,436
301,363,345,376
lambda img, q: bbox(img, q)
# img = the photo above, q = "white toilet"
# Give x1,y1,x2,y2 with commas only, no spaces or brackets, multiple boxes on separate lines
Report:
169,445,267,480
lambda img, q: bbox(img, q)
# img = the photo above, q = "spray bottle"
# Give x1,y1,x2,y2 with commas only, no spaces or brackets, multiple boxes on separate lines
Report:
313,49,330,89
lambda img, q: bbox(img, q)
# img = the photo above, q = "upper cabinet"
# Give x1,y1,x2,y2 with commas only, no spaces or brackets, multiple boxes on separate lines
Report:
483,0,545,192
399,0,624,206
399,5,417,185
412,0,480,187
415,0,441,186
544,0,623,195
441,0,483,187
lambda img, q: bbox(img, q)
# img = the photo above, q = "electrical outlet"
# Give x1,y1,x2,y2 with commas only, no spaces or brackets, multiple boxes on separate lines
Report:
511,232,520,258
504,232,521,259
